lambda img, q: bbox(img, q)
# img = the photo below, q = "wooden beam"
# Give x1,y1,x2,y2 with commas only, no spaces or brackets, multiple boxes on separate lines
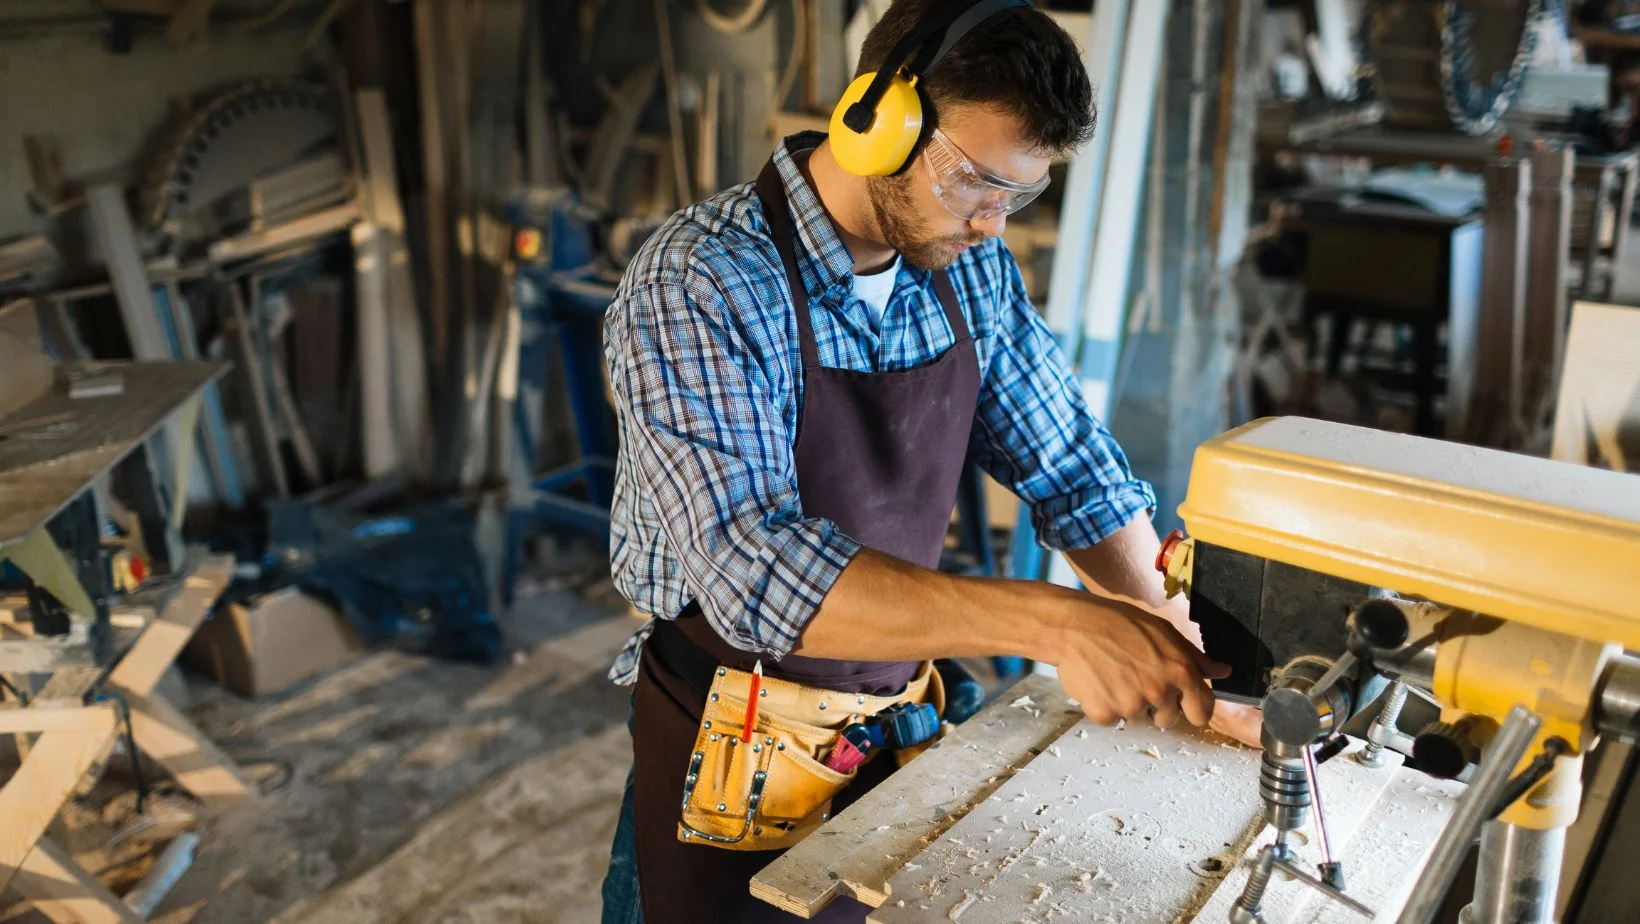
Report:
751,675,1079,916
123,690,256,811
413,0,453,388
107,555,232,696
0,706,117,894
1458,159,1530,446
207,201,360,264
1524,146,1574,441
355,88,431,479
220,282,290,497
9,836,141,924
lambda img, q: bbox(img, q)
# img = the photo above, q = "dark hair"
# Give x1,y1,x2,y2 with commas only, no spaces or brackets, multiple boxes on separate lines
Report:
855,0,1094,154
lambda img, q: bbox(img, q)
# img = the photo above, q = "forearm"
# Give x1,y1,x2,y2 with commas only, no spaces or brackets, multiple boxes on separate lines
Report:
1065,517,1196,641
791,547,1075,664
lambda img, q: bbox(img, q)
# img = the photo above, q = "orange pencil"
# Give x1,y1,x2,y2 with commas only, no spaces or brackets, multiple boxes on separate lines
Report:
742,660,763,743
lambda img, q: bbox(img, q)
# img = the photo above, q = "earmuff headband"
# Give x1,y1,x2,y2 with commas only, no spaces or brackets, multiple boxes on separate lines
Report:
841,0,1032,134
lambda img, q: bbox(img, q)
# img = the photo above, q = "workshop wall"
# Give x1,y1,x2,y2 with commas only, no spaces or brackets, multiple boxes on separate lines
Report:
0,15,311,242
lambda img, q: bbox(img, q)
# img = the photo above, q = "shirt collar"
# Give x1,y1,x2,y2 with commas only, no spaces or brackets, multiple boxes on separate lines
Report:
769,132,927,301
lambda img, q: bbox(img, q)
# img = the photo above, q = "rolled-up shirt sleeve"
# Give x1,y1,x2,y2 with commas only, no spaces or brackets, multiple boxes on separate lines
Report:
969,251,1157,551
609,272,861,658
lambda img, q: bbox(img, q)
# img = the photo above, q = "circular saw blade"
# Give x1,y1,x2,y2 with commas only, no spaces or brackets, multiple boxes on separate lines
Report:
140,79,339,252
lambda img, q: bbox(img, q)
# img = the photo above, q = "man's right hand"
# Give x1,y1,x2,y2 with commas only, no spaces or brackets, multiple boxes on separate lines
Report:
1049,595,1231,731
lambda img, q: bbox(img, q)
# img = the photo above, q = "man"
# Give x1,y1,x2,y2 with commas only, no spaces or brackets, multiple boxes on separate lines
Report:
598,1,1258,920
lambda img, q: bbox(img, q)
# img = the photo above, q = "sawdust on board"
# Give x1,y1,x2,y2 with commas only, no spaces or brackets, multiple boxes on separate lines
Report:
878,712,1272,923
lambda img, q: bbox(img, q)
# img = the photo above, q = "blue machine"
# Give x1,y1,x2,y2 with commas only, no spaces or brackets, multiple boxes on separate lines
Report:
503,188,622,599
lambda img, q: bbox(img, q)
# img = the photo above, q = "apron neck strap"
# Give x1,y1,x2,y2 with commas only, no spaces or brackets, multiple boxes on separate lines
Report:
754,150,972,367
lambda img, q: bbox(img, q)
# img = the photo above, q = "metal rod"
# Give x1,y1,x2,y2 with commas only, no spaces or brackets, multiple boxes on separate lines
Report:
1469,821,1564,924
1271,856,1376,917
1302,743,1335,867
1398,705,1543,924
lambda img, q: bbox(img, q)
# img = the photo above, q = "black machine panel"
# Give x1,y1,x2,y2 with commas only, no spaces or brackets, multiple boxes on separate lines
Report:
1190,542,1372,703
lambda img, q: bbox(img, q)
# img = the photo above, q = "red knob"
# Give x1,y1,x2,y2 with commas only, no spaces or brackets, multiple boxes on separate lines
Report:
1156,529,1185,573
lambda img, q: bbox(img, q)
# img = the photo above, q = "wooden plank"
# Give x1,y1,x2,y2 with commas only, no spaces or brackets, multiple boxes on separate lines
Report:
0,236,57,286
1549,301,1640,470
106,554,233,696
84,185,171,362
0,300,54,420
413,0,453,389
0,361,227,551
220,283,290,497
1524,147,1574,440
866,711,1263,922
355,88,431,479
9,835,142,924
752,675,1080,917
207,202,360,264
1456,159,1529,446
124,690,256,811
862,722,1450,923
0,707,113,735
0,706,117,894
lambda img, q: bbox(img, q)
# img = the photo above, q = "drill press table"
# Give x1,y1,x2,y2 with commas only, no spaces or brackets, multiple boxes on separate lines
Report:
753,674,1463,923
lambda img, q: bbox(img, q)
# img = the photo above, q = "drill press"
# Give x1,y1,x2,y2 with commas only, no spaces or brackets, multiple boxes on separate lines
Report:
1157,416,1640,924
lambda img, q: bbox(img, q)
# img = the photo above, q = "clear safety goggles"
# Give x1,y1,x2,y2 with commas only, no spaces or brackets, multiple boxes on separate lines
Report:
921,128,1050,222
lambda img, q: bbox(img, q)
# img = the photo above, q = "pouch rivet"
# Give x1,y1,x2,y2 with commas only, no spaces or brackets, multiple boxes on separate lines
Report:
717,803,727,812
717,668,727,676
818,702,827,710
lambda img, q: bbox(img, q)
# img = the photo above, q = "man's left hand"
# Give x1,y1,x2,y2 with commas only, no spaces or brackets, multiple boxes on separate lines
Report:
1160,598,1263,748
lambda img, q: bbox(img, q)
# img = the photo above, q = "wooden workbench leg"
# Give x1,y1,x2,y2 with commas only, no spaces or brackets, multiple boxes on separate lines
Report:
1580,167,1614,301
11,837,142,924
124,691,257,812
1606,163,1638,303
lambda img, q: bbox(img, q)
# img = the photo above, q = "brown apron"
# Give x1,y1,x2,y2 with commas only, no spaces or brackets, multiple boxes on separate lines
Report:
631,143,982,923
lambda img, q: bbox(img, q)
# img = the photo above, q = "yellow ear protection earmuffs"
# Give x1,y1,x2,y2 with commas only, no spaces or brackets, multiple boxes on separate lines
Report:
829,0,1033,177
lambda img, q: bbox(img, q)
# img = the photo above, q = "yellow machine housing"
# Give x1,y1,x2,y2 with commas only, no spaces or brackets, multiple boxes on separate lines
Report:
1176,416,1640,652
1173,416,1640,828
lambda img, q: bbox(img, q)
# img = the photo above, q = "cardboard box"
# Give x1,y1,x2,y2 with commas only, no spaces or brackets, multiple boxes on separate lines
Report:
183,588,362,696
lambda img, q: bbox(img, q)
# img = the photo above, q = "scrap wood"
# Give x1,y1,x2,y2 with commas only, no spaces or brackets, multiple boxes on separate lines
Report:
751,675,1080,917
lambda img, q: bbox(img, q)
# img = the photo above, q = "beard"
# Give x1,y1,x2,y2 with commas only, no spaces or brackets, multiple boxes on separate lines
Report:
866,173,984,270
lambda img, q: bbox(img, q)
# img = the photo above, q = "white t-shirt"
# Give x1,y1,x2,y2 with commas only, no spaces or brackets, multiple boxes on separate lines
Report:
851,256,901,329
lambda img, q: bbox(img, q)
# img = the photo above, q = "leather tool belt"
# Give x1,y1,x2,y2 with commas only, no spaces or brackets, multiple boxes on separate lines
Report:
676,658,945,852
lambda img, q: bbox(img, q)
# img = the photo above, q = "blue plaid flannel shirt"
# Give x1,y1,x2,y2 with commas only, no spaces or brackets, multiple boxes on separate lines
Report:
604,133,1156,686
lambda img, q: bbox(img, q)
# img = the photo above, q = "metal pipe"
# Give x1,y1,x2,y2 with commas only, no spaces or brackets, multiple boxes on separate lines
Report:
1596,653,1640,743
1376,643,1438,691
1398,705,1543,924
1466,822,1564,924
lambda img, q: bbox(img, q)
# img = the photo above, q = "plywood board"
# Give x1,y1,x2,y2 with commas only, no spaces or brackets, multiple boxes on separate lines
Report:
0,360,227,550
867,715,1265,923
861,729,1449,923
1551,301,1640,470
752,675,1081,917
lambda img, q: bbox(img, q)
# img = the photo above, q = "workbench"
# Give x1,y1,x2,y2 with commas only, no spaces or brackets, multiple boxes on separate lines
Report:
1258,126,1639,303
753,675,1464,923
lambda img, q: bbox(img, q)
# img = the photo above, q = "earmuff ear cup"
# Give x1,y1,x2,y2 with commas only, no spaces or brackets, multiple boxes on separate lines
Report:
829,71,925,177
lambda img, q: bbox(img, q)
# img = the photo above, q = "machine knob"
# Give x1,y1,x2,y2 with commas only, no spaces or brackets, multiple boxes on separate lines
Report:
1351,599,1410,651
1413,721,1478,780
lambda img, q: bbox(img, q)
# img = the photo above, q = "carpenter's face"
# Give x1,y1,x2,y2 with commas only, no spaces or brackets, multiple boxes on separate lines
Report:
866,104,1052,269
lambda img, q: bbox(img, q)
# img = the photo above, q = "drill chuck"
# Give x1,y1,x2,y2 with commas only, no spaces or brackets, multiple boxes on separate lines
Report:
1260,746,1311,833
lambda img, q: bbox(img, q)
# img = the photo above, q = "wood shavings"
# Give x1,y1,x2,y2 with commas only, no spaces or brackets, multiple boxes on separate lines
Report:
1010,695,1036,709
1078,728,1089,738
1031,883,1053,904
1048,745,1061,758
1141,745,1163,759
947,890,977,919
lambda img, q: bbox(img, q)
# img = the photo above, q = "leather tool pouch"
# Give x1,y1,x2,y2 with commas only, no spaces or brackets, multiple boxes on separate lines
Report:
677,661,944,851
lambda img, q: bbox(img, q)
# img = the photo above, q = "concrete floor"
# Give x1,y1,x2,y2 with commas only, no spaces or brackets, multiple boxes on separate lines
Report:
3,555,639,924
